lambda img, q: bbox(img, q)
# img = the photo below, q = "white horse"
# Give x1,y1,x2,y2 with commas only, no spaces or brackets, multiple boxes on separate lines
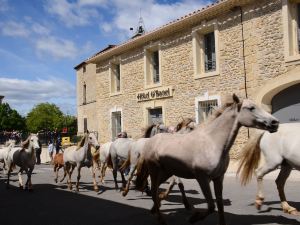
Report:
92,141,112,184
237,122,300,215
108,125,169,191
121,118,196,198
135,94,279,225
0,140,15,174
6,134,40,190
63,131,100,192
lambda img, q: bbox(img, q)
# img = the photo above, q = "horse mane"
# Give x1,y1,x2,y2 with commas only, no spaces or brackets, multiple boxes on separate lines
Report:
176,118,194,132
76,134,87,150
143,124,156,138
21,135,31,149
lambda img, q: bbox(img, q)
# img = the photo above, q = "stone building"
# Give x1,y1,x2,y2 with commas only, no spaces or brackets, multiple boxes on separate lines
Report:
75,0,300,157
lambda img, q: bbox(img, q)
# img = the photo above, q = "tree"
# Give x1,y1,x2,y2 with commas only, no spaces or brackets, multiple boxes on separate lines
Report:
62,115,77,135
0,103,26,131
26,103,64,133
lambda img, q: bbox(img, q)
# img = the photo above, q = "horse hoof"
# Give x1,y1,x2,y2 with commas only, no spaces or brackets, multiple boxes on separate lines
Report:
122,190,128,197
284,208,299,215
255,201,262,210
94,186,99,192
159,192,166,200
54,179,58,183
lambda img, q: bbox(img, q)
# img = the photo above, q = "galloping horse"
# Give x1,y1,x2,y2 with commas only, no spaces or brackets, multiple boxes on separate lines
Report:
6,134,40,190
63,131,100,192
108,124,168,191
237,123,300,215
0,140,15,174
121,118,196,197
135,94,279,225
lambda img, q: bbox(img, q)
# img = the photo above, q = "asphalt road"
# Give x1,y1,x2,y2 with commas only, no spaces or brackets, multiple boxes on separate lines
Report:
0,163,300,225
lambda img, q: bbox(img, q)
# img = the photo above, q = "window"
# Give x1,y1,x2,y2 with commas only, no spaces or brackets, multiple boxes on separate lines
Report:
204,32,216,72
110,62,121,94
195,94,220,124
152,51,160,83
83,83,86,105
144,45,161,87
198,100,218,123
148,107,163,125
111,111,122,140
283,0,300,62
192,20,219,78
83,118,87,132
83,65,86,73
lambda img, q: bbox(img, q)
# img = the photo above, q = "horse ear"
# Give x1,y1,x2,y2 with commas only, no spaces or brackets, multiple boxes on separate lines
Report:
232,94,240,104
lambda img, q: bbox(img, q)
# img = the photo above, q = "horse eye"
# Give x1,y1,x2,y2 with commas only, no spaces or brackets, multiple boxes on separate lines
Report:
249,106,255,111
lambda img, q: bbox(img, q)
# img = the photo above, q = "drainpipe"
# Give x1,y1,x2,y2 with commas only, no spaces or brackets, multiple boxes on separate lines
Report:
239,6,248,99
239,6,250,138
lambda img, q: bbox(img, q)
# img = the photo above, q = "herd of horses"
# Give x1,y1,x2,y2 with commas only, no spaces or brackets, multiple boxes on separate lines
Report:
1,94,300,225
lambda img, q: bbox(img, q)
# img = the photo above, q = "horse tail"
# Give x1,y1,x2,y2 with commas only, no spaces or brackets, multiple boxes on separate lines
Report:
106,153,113,169
119,150,131,173
135,156,149,191
237,132,264,186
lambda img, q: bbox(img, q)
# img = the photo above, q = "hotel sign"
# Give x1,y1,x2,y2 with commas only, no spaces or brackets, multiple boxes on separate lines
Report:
136,86,173,102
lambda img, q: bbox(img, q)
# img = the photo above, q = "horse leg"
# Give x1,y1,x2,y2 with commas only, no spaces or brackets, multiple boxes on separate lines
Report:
177,177,193,210
120,169,127,189
6,164,12,189
189,175,215,223
213,176,225,225
149,170,168,225
54,164,58,183
25,167,34,191
112,160,119,190
18,169,24,190
275,163,298,215
122,165,136,197
65,163,72,190
75,165,81,192
91,161,99,192
100,163,107,184
255,162,279,210
60,165,67,182
159,175,176,200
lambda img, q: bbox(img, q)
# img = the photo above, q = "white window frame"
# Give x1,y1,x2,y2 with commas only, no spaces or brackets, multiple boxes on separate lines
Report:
195,93,221,124
283,0,300,64
110,107,123,141
109,58,122,95
192,19,220,79
144,42,162,89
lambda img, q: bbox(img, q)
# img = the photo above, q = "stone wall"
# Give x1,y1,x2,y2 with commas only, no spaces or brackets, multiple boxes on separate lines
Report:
77,0,295,158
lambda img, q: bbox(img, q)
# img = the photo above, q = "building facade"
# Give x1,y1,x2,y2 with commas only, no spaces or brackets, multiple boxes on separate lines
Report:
75,0,300,157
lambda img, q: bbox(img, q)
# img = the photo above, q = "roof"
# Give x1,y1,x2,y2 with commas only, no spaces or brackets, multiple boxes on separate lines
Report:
83,0,253,64
74,45,116,70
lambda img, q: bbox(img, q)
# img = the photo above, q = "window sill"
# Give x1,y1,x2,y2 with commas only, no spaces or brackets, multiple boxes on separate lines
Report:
285,55,300,66
110,92,123,97
194,71,219,80
144,83,162,90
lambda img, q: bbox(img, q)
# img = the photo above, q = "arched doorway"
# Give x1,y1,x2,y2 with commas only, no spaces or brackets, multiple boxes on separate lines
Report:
271,83,300,123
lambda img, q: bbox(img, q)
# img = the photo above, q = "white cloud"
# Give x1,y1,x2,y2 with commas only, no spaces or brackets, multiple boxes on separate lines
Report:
0,77,76,115
110,0,211,37
101,22,113,33
78,0,107,6
45,0,100,27
0,21,29,37
36,36,78,59
31,23,51,36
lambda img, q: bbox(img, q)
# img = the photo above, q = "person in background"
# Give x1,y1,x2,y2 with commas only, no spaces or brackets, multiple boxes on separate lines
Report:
48,140,54,164
36,139,42,165
55,135,61,154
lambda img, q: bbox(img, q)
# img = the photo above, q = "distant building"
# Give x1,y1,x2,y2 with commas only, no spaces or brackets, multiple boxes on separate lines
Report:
0,96,4,104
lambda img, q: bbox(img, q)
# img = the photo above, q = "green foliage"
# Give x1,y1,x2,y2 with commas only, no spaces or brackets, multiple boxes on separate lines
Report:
62,115,77,135
26,103,64,133
0,103,26,131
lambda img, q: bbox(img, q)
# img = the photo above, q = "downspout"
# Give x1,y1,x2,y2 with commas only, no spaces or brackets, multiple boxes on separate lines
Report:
239,6,250,138
239,6,248,99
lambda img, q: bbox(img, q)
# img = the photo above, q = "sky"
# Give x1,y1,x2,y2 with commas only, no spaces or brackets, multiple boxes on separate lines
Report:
0,0,212,116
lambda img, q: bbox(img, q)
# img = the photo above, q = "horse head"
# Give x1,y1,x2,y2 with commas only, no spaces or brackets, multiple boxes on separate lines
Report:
87,132,100,150
234,94,279,133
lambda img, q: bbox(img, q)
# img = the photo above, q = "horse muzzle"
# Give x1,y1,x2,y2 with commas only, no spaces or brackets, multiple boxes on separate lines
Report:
266,119,279,133
95,145,100,150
